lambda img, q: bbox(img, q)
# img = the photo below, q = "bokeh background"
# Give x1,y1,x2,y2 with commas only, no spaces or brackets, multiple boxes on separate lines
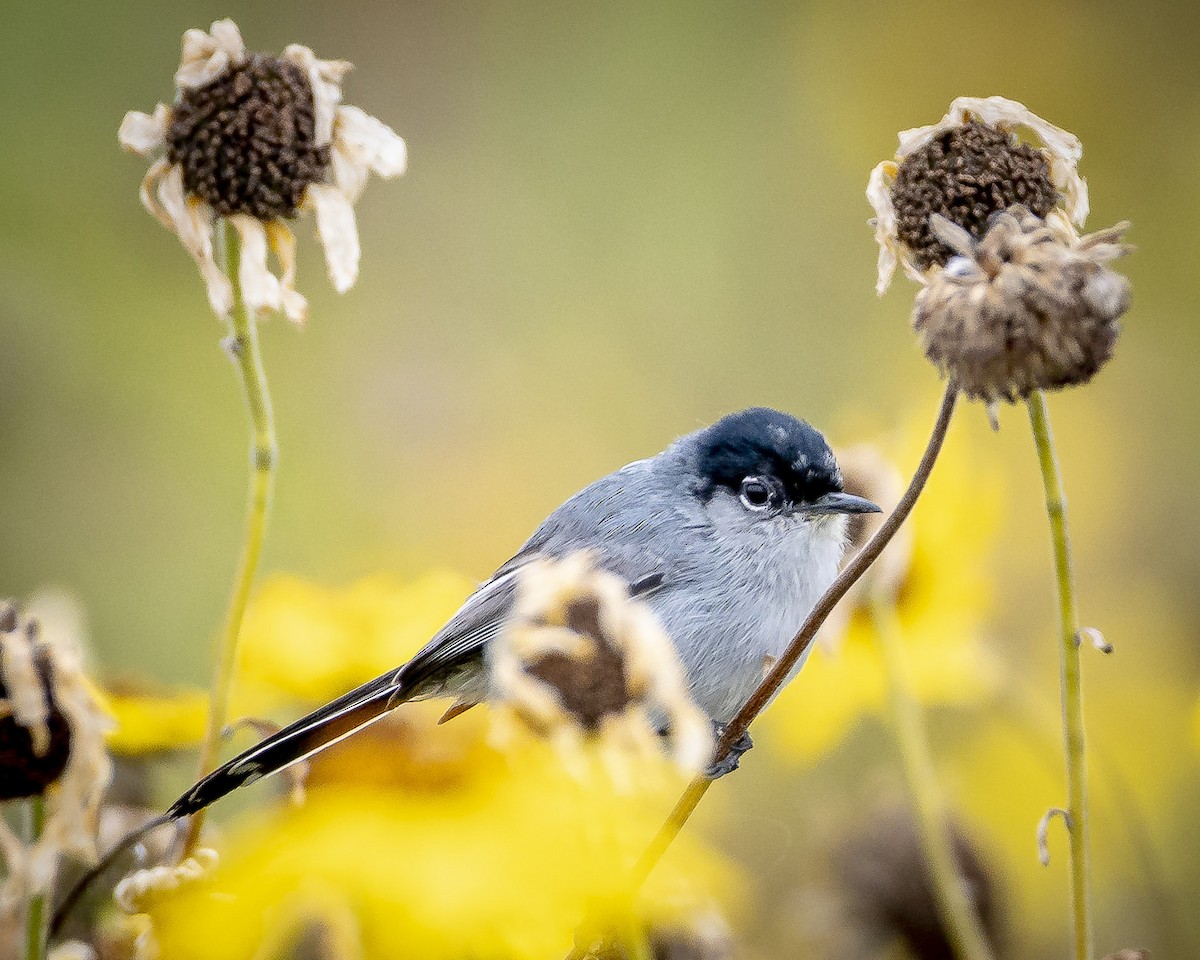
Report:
2,1,1197,957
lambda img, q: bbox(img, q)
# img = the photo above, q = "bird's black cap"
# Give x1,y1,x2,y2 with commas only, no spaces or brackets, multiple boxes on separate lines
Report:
692,407,843,505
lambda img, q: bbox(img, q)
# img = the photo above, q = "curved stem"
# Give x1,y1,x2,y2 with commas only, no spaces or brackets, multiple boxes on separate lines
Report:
23,796,48,960
1025,389,1092,960
626,382,959,895
181,221,278,857
870,596,994,960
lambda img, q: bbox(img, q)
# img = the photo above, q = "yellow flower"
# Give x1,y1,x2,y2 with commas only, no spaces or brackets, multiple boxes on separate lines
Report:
98,683,209,756
147,727,737,960
95,573,473,759
764,415,1004,763
234,571,476,715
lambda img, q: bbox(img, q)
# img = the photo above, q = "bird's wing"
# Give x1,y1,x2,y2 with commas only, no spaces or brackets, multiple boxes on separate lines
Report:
399,460,688,693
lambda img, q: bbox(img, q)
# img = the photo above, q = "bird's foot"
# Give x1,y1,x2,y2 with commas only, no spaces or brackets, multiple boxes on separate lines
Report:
703,722,753,779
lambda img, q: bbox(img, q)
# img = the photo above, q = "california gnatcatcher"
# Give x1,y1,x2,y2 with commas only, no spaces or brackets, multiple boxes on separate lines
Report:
171,407,878,815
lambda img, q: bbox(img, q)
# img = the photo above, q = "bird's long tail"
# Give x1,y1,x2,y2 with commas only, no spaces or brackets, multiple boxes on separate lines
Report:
168,668,406,818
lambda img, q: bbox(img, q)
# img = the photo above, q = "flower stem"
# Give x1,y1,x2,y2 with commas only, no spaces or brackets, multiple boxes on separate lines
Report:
24,796,48,960
1025,388,1092,960
181,220,277,857
870,596,995,960
565,382,958,960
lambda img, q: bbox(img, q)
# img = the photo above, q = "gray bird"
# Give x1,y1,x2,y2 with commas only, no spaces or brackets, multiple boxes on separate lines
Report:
170,407,878,817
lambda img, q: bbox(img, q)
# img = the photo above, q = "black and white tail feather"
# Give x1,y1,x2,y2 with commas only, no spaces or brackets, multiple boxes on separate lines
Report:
169,669,404,817
172,560,526,818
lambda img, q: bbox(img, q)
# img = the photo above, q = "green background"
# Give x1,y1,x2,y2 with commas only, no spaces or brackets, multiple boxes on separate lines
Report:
1,1,1196,956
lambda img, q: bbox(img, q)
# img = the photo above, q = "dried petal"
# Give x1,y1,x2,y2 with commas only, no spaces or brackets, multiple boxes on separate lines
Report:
306,182,361,293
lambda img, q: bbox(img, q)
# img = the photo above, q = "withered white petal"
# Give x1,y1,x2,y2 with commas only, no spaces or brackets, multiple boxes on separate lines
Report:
0,628,49,755
157,165,233,316
138,156,176,233
330,139,370,207
336,105,408,179
118,106,169,157
229,215,283,316
265,221,308,324
306,183,361,293
176,19,246,90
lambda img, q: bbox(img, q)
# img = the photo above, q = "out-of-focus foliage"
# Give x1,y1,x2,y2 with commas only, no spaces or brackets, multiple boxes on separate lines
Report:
1,0,1197,957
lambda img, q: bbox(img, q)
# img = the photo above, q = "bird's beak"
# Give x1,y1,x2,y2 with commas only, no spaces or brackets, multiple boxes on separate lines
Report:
800,491,882,516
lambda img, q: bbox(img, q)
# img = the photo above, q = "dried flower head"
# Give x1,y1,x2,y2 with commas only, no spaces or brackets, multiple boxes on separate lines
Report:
0,597,112,908
868,96,1088,294
0,604,72,799
833,807,1004,960
914,208,1131,402
491,552,713,776
119,19,407,322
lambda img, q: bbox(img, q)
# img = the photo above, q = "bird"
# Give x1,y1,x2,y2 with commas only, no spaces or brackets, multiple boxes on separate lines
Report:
168,406,879,818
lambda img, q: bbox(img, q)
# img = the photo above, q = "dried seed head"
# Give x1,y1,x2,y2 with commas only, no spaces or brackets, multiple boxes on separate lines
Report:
892,120,1057,270
835,807,1004,960
165,54,330,220
868,96,1088,294
523,593,633,731
492,553,712,775
914,208,1131,402
0,608,73,800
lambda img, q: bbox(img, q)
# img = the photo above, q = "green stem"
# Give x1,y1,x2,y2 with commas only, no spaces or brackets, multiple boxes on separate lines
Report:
870,596,994,960
24,796,48,960
181,221,277,857
1026,389,1092,960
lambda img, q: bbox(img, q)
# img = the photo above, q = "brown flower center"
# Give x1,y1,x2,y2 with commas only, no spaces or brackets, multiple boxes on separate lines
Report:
891,120,1057,270
524,596,631,730
166,54,330,220
0,616,72,801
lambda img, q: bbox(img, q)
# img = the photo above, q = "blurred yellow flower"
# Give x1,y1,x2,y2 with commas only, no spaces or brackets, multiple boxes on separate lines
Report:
764,417,1004,763
98,572,474,758
147,726,737,960
234,571,476,714
99,684,209,756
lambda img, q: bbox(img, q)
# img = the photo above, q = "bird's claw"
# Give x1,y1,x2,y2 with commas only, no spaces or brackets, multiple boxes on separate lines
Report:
703,722,753,779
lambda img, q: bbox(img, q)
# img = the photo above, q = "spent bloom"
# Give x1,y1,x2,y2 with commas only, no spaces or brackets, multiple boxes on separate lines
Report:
490,552,713,778
119,19,407,322
867,96,1132,402
0,598,112,905
915,210,1131,402
868,96,1087,294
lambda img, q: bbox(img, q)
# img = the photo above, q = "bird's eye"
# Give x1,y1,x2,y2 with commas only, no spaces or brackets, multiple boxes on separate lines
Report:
739,476,775,511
